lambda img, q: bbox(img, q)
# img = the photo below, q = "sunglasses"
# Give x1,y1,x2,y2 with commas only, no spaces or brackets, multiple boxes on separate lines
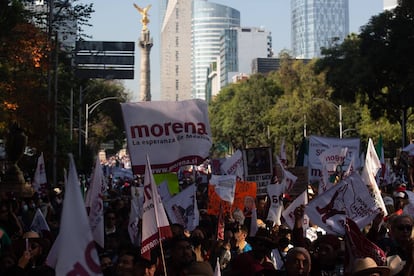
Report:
396,224,413,232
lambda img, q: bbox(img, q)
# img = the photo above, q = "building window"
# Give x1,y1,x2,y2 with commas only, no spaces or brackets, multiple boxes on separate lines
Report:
175,51,179,61
175,65,179,76
175,79,179,90
176,37,179,47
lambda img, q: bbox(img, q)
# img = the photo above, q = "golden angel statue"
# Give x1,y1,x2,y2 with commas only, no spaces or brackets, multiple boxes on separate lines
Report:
133,3,152,31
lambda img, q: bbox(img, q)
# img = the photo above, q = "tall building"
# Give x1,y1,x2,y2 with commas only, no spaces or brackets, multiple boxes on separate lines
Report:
384,0,398,10
291,0,349,59
219,27,272,88
160,0,193,101
192,1,240,100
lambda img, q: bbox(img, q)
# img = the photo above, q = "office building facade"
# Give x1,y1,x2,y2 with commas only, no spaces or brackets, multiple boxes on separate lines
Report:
192,0,240,100
160,0,193,101
220,27,272,88
291,0,349,59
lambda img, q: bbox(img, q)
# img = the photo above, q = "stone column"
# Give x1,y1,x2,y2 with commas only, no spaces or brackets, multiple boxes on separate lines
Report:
139,29,153,101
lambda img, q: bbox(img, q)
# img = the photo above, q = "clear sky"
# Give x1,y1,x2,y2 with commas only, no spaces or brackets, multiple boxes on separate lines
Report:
78,0,384,101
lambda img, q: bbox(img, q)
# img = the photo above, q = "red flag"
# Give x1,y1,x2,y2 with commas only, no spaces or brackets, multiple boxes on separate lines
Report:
141,155,172,260
217,202,225,240
344,217,387,273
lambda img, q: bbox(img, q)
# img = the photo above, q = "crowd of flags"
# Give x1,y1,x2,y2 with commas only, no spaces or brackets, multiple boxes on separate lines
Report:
26,132,408,274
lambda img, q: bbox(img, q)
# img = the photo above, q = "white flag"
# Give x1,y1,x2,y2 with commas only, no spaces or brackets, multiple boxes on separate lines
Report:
209,175,237,203
282,190,309,234
276,156,297,192
249,206,258,237
85,157,105,248
141,155,172,260
221,150,244,179
214,257,221,276
32,152,47,196
128,186,142,247
361,138,387,215
50,154,102,274
306,172,380,235
165,184,199,231
30,208,50,233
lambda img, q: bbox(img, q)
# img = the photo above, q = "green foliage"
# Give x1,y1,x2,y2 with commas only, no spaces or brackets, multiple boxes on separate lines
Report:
317,0,414,146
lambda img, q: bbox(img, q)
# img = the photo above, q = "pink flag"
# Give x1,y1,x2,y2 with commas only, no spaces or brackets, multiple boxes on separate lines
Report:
361,138,387,215
50,154,102,274
141,155,172,260
85,157,105,248
32,152,47,196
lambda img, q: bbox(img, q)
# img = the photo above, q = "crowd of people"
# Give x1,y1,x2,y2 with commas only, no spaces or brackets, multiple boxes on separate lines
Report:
0,152,414,276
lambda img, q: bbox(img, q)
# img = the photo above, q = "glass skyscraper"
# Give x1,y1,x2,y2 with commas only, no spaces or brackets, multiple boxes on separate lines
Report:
291,0,349,59
192,0,240,99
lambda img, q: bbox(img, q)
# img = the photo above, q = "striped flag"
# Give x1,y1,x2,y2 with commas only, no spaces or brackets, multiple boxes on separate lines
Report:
141,155,172,260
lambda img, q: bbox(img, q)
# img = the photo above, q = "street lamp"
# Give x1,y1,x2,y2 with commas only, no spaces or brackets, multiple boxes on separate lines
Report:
85,97,119,145
314,98,343,139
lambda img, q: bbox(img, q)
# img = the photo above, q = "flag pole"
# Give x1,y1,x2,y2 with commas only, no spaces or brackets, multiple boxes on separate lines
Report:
149,164,169,276
157,230,168,276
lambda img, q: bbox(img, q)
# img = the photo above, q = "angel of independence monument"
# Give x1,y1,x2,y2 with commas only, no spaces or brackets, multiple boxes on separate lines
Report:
134,3,153,102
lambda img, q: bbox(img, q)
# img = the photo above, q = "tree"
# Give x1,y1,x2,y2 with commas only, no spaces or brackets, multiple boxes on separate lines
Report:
317,0,414,147
267,58,344,164
209,74,281,155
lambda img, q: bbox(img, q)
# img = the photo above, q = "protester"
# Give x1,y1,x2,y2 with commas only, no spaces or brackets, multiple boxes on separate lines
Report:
310,234,344,275
159,236,196,275
226,227,277,275
284,247,311,276
99,252,115,276
231,225,252,257
6,231,53,275
351,257,390,276
115,249,140,276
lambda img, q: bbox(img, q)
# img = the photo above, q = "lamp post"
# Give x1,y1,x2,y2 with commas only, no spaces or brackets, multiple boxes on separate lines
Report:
85,97,119,145
314,98,343,139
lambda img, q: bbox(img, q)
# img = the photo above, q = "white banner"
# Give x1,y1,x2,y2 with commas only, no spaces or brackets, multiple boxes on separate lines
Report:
308,136,361,184
165,184,199,231
121,99,212,174
209,175,237,203
266,182,286,225
221,149,244,179
305,172,380,235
